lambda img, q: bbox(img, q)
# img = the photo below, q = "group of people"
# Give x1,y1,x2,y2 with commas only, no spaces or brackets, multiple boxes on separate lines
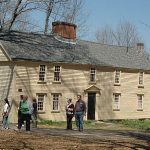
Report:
65,94,86,131
2,95,37,131
2,93,86,132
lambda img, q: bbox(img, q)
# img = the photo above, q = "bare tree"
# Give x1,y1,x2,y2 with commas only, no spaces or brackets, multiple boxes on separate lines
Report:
95,25,115,45
95,21,141,48
0,0,40,31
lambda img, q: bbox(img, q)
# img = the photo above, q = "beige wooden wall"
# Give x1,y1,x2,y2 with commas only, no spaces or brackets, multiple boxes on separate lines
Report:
13,61,150,122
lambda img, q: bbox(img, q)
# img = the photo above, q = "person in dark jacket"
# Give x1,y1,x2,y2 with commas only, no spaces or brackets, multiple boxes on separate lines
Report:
74,94,86,131
65,99,74,130
31,97,37,128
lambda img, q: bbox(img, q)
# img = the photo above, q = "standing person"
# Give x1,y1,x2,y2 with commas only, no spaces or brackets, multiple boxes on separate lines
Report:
17,95,24,127
2,98,10,129
65,98,74,130
74,94,86,132
18,95,33,131
31,97,37,128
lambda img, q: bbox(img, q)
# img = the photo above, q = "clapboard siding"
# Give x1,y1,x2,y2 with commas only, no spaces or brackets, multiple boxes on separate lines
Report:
12,61,150,121
0,64,14,122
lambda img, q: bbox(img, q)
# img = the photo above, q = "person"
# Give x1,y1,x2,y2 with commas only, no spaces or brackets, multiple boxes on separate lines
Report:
2,98,10,129
65,98,74,130
31,97,37,128
18,95,33,131
17,95,24,127
74,94,86,132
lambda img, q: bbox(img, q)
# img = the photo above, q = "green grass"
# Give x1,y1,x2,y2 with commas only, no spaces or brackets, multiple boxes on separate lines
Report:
38,120,99,129
38,119,150,131
111,119,150,131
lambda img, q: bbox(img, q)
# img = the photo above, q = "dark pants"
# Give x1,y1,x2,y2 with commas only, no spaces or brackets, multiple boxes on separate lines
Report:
18,113,31,131
66,114,74,130
18,111,24,126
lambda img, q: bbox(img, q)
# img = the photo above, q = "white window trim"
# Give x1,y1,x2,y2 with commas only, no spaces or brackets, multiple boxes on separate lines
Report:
137,94,144,111
114,70,121,85
51,93,61,112
53,65,61,82
113,93,121,111
138,72,144,87
36,93,46,112
90,67,96,83
38,65,47,83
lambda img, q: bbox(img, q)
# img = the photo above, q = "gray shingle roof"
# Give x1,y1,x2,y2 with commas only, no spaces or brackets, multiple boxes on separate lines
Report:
0,31,150,70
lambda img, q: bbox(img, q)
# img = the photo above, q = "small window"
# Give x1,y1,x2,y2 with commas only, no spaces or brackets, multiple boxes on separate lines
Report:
52,94,60,111
39,65,46,81
139,72,144,85
54,66,61,81
37,94,45,111
90,68,96,82
113,93,120,110
114,70,121,84
137,94,143,110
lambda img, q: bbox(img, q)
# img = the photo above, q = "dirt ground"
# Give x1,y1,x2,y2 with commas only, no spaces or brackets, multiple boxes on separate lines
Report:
0,123,150,150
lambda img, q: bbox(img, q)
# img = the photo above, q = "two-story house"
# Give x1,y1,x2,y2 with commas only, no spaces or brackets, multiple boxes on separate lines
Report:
0,21,150,123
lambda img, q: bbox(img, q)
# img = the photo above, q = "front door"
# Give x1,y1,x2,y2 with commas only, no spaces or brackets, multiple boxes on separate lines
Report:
87,93,96,120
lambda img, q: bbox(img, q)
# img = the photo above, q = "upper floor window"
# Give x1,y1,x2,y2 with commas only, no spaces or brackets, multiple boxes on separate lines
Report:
114,70,121,84
137,94,143,110
113,93,120,110
90,68,96,82
39,65,46,81
54,66,61,81
37,94,45,111
139,72,144,85
52,94,60,111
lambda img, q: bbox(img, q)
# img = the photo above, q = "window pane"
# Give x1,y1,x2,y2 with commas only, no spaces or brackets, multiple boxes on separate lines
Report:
90,68,96,82
39,65,45,81
52,94,59,110
54,66,60,81
115,71,120,83
37,95,44,111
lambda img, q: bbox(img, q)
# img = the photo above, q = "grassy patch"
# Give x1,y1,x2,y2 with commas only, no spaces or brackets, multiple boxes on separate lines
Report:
111,119,150,131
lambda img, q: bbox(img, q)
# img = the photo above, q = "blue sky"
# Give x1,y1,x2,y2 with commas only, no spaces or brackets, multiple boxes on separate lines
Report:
84,0,150,51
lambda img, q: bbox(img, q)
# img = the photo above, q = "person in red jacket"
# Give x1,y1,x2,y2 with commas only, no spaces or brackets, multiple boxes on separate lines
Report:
65,99,74,130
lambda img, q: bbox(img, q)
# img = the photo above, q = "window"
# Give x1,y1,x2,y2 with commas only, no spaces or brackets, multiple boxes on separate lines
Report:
52,94,60,111
113,93,120,110
90,68,96,82
54,66,61,81
37,94,45,111
39,65,46,81
137,94,143,110
139,72,144,85
114,70,121,84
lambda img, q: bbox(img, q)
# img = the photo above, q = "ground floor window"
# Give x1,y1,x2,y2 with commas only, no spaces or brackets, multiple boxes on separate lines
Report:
37,94,45,111
137,94,143,110
113,93,120,110
52,94,60,111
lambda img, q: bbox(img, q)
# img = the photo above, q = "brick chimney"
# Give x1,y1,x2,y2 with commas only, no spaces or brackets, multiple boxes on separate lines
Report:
52,21,76,40
137,43,144,54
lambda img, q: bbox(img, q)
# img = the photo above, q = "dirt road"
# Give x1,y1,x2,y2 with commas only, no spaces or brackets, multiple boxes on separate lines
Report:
0,125,150,150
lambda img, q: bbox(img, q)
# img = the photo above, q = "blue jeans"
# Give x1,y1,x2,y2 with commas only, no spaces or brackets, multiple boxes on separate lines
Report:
75,112,84,130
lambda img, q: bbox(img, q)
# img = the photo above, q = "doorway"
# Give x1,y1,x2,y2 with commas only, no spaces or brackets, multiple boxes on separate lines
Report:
87,93,96,120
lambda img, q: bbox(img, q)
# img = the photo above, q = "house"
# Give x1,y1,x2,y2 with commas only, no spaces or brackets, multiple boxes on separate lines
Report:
0,21,150,123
